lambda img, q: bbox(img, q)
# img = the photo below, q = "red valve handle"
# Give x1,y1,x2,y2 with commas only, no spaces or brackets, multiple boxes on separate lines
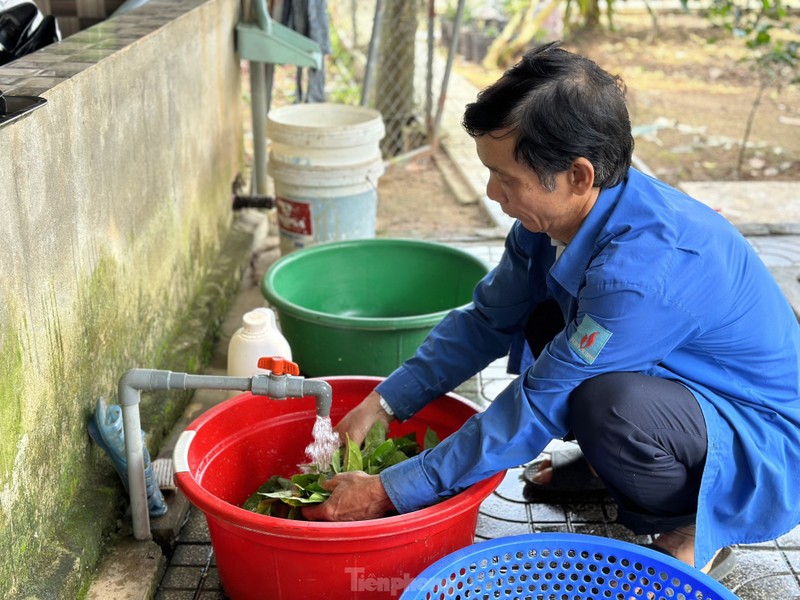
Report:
257,356,300,376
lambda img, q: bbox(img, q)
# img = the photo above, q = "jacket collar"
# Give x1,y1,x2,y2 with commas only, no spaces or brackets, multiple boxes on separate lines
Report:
548,170,631,296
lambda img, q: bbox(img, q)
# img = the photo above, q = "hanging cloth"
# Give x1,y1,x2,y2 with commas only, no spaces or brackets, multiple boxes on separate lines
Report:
280,0,331,102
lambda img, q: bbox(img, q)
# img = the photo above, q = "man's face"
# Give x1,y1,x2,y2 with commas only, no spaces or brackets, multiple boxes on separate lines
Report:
475,129,592,242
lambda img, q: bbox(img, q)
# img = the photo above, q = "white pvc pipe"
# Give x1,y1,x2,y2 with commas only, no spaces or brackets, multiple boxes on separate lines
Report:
118,368,332,539
120,393,150,540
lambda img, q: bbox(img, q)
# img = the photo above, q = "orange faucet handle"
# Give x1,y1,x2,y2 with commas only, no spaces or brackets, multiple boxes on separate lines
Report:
257,356,300,376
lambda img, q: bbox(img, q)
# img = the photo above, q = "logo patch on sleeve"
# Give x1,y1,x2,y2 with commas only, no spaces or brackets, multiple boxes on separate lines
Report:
569,315,612,365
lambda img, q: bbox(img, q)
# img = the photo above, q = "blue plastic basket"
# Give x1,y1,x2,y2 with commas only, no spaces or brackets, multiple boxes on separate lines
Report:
400,533,738,600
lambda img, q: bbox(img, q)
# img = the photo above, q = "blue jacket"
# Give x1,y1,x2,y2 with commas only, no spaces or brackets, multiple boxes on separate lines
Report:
377,168,800,567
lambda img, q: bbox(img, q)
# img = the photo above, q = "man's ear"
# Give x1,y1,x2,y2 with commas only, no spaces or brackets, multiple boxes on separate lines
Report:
568,158,596,195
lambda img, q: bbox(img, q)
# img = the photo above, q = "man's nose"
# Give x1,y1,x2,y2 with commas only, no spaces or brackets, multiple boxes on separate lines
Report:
486,177,503,203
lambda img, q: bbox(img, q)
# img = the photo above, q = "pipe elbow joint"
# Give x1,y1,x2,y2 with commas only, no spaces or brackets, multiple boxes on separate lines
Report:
303,379,333,418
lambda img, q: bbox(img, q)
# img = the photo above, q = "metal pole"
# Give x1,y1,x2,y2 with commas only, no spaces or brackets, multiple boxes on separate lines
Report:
250,62,268,196
361,0,386,107
425,0,435,137
431,0,465,153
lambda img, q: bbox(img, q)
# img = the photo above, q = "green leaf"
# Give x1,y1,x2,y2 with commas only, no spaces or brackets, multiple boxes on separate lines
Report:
290,473,328,490
261,489,297,500
244,427,441,519
242,475,291,510
363,420,387,456
330,447,342,473
367,439,396,468
392,433,420,455
382,450,411,468
279,493,330,506
253,498,280,515
344,433,363,472
424,427,441,450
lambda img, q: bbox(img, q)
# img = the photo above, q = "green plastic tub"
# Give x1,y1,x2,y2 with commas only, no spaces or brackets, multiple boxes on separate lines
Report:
260,239,490,376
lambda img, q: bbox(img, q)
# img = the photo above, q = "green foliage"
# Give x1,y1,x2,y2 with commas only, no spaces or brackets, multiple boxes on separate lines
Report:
242,423,441,519
694,0,799,176
327,17,362,105
703,0,799,82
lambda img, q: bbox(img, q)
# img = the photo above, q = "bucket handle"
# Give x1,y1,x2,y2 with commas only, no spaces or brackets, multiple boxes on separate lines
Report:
173,430,196,474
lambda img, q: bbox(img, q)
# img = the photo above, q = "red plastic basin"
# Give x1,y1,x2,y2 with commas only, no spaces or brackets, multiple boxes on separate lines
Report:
173,376,504,600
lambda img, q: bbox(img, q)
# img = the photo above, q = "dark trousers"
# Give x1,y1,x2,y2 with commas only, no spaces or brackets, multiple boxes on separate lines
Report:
525,301,708,534
570,372,708,534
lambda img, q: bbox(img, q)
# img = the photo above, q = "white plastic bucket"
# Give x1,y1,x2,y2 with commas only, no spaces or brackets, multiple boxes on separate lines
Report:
267,103,386,255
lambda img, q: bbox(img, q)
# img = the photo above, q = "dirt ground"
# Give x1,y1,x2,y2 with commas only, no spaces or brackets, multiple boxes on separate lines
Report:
264,11,800,238
456,11,800,187
376,152,494,238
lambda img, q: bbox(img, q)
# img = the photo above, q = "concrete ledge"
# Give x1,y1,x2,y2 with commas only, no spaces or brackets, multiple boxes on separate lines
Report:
770,266,800,322
680,181,800,235
86,540,164,600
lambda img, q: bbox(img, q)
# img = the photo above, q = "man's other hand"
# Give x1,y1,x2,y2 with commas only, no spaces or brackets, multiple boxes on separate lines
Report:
302,471,395,521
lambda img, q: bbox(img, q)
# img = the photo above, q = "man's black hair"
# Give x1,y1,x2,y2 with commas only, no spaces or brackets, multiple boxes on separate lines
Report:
462,42,634,191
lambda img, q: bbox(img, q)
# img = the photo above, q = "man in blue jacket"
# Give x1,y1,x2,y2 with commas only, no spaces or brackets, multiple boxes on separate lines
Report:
303,42,800,576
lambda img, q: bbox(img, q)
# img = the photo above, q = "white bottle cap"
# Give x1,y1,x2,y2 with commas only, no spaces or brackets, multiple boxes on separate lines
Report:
242,310,268,335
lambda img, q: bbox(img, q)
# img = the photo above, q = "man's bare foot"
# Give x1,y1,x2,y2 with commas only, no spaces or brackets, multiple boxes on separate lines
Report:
528,460,554,484
526,458,598,484
652,524,697,566
652,524,721,572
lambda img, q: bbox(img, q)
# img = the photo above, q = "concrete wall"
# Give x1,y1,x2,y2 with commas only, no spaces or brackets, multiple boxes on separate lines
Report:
0,0,244,596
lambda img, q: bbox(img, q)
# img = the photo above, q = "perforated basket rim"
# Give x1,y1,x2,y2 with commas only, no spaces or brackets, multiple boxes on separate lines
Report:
399,532,738,600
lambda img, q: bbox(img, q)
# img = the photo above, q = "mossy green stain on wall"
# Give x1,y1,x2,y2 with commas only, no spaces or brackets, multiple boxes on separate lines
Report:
0,211,248,598
0,0,244,593
0,310,25,485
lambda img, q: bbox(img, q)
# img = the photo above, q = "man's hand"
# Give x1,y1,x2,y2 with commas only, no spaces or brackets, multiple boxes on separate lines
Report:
302,471,396,521
334,390,394,447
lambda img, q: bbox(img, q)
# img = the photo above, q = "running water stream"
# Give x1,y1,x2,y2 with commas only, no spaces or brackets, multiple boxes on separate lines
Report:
303,415,340,471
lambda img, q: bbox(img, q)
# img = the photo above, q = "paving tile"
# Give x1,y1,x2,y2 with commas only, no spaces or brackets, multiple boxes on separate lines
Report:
478,493,529,523
154,591,196,600
779,548,800,572
169,543,214,566
562,502,612,524
733,573,800,600
776,527,800,549
480,377,513,403
159,565,204,590
475,514,532,539
179,508,212,543
528,502,570,524
748,235,800,266
492,467,529,503
723,547,796,593
480,357,512,379
201,567,222,591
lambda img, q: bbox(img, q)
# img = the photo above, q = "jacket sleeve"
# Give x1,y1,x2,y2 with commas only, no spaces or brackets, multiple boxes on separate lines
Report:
376,225,554,421
381,271,702,514
381,374,554,513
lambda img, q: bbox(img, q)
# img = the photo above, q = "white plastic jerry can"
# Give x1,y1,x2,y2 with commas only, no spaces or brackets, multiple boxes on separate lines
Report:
227,307,292,378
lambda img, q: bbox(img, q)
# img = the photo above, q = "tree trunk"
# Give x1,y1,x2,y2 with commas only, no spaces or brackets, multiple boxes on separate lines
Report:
481,6,526,69
483,0,562,68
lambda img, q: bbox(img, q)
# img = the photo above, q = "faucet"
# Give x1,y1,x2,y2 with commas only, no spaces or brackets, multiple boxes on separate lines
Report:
117,356,332,540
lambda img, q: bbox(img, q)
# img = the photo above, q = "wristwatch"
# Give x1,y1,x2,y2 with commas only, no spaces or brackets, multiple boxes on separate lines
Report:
378,395,395,417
